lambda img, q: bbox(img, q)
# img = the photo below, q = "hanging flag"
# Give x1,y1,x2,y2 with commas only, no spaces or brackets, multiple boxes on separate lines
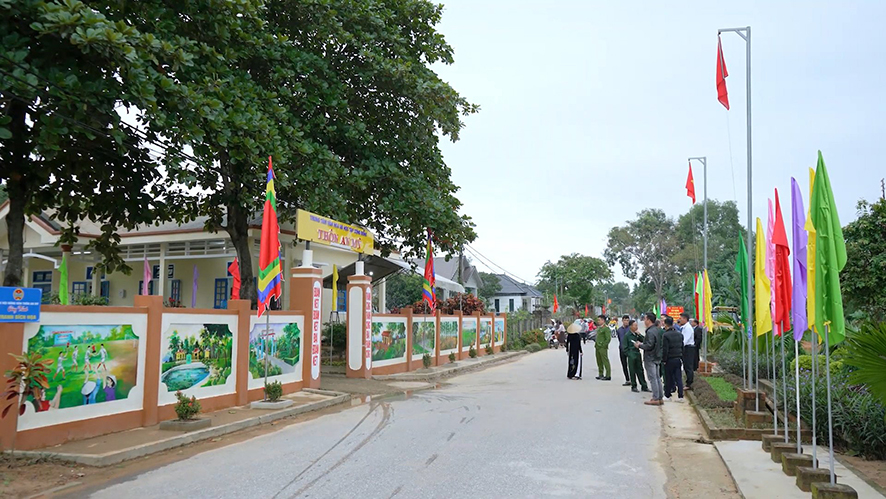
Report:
805,167,817,337
686,163,697,204
810,151,847,344
59,254,69,305
694,273,701,319
228,258,241,300
142,255,151,295
257,156,282,317
772,189,793,334
754,218,773,336
703,270,714,330
332,264,339,312
735,236,750,332
422,230,436,314
660,298,667,316
653,303,659,317
584,304,589,317
717,36,730,110
191,265,198,308
553,295,559,313
791,178,808,340
766,199,777,330
602,305,606,315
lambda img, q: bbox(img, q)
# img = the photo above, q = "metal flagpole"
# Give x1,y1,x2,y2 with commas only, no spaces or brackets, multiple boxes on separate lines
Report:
772,325,779,435
755,330,759,411
824,323,835,483
811,329,818,468
781,326,789,443
795,336,801,453
689,156,708,368
263,312,270,391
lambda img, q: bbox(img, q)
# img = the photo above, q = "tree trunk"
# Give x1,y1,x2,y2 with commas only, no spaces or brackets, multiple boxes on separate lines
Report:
3,101,29,287
219,152,257,308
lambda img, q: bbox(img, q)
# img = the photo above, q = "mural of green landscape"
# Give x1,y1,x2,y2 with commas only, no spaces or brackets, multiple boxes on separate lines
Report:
161,324,233,392
480,320,492,345
24,325,139,414
440,319,459,351
494,319,504,344
371,321,407,362
249,322,300,379
462,320,477,350
412,320,436,356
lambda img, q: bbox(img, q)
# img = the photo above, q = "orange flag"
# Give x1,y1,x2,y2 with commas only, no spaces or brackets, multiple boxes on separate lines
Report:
717,36,730,110
553,295,559,313
584,304,589,316
686,162,696,204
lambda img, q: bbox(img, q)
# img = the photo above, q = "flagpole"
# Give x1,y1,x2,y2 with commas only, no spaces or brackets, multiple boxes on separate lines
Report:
794,336,801,453
781,326,789,443
811,329,818,468
824,323,835,484
772,325,779,436
689,156,709,367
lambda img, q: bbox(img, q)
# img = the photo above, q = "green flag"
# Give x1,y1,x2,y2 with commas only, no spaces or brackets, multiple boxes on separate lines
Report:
810,151,847,344
735,235,750,331
653,303,659,317
59,254,69,305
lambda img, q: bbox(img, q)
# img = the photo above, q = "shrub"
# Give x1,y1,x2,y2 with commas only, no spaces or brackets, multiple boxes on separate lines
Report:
500,342,507,352
845,321,886,408
469,346,477,358
422,353,432,369
790,355,846,376
322,322,347,354
264,381,283,402
448,352,456,363
485,343,493,355
174,391,201,420
525,343,542,353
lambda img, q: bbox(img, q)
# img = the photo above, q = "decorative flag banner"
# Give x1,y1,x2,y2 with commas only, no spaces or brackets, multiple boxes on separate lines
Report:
686,163,697,204
791,178,808,340
660,298,668,316
191,265,199,308
59,254,69,305
142,255,151,295
735,236,750,333
653,303,659,317
257,156,282,318
772,189,793,334
584,304,589,316
694,273,701,319
754,218,772,336
422,230,436,314
228,258,241,300
810,151,847,345
717,36,730,110
804,167,817,337
766,199,777,330
703,270,714,330
332,264,339,312
553,295,559,314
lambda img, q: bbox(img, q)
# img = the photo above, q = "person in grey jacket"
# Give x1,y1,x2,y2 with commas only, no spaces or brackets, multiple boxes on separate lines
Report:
635,312,664,406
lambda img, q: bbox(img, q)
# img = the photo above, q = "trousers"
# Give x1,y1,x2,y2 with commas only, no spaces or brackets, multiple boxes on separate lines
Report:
683,345,696,387
644,359,663,400
664,357,684,398
595,348,611,378
628,355,647,389
619,351,630,381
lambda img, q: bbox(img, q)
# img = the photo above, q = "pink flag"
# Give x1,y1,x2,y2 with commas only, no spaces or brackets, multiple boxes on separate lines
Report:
142,256,151,295
766,200,777,334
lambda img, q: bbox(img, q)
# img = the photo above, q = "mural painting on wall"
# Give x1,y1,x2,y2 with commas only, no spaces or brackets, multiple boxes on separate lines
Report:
440,319,458,351
161,324,233,392
480,319,492,346
248,322,300,379
412,319,436,356
494,319,504,344
371,321,406,362
462,320,477,351
24,325,139,414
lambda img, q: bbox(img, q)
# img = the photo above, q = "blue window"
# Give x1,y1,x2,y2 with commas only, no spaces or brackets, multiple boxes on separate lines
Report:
336,290,346,312
138,280,155,295
101,280,110,298
170,279,181,302
85,267,106,280
214,279,228,309
33,271,52,303
72,281,88,297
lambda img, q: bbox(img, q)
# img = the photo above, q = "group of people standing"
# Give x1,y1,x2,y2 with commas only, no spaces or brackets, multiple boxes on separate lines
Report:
563,312,704,407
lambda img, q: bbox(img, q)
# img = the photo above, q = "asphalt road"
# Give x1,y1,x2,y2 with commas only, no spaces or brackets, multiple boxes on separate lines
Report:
88,340,667,499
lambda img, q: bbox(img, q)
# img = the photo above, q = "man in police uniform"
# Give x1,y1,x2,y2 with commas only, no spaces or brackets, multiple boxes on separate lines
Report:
593,315,611,381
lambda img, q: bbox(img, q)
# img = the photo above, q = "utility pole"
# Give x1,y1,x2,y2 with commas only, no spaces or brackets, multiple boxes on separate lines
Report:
881,178,885,200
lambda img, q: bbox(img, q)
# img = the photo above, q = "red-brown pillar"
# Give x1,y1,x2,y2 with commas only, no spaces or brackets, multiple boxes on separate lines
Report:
0,322,25,450
134,295,163,426
228,299,251,405
404,307,414,371
456,310,464,359
434,310,441,366
290,265,322,389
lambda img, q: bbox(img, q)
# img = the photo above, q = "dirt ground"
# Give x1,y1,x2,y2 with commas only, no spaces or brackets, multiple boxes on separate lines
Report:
842,454,886,493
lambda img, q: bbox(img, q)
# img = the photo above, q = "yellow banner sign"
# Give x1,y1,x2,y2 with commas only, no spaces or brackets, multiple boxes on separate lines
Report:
296,209,374,254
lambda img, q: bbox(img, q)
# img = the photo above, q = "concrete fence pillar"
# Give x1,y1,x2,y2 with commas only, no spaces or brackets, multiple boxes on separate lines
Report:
346,273,372,378
290,265,322,389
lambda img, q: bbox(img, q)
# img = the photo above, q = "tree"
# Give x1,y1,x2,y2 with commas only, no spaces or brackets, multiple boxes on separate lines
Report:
841,198,886,319
605,209,680,304
385,271,424,310
599,281,631,315
477,272,502,302
536,254,612,309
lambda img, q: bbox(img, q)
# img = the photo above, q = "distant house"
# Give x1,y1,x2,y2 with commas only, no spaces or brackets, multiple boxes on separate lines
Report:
486,274,543,313
408,256,481,299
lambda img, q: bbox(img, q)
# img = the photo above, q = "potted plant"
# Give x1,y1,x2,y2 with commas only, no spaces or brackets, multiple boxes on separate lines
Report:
469,346,477,358
448,352,456,363
422,353,432,369
250,380,293,410
160,391,211,431
3,352,54,420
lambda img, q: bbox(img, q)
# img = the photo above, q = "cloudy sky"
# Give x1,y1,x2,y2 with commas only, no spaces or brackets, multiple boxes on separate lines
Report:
433,0,886,285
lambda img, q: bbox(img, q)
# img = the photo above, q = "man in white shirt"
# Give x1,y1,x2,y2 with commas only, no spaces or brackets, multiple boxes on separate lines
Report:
678,312,696,390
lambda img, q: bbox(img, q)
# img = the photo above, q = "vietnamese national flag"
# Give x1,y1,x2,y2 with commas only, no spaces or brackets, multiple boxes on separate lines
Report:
717,37,730,110
584,304,589,316
686,162,697,204
553,295,559,313
772,189,793,334
228,258,241,300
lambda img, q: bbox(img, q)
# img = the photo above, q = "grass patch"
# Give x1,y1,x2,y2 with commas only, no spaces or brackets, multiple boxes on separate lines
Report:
706,408,741,428
706,377,738,402
692,378,734,409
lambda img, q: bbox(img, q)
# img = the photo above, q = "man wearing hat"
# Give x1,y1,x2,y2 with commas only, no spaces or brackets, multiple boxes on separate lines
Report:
566,321,583,379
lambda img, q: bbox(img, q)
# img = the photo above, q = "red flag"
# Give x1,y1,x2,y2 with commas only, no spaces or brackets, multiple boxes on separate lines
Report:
228,258,241,300
717,37,730,110
772,189,793,334
553,295,559,313
584,304,589,316
686,162,697,204
602,305,606,315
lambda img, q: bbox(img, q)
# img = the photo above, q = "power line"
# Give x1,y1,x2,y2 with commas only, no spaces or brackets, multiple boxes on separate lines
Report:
464,244,534,285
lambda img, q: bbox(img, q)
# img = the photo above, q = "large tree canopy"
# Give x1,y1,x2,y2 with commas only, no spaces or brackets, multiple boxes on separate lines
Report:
841,198,886,319
605,209,680,305
536,253,612,310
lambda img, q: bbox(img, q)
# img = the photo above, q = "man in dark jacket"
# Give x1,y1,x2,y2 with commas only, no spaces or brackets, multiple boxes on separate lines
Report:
661,316,685,402
615,315,632,386
691,318,703,372
635,312,663,405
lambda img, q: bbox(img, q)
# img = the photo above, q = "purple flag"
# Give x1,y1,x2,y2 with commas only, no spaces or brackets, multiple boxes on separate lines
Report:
142,256,151,295
791,178,808,339
191,265,199,308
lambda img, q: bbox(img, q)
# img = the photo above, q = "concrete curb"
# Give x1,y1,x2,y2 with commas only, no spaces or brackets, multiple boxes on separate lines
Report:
372,351,527,382
7,393,350,467
712,443,748,499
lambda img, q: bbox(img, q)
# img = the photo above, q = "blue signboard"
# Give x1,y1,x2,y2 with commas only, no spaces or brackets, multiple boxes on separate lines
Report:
0,287,42,322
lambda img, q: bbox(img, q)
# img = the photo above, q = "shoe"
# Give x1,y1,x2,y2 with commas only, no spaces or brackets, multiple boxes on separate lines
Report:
664,396,671,402
644,400,658,406
641,387,650,392
655,399,664,406
595,376,602,380
684,386,693,391
631,387,639,393
575,376,582,380
602,377,612,381
675,397,685,403
622,382,631,386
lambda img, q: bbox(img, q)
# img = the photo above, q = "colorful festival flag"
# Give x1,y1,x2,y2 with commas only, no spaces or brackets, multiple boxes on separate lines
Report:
686,163,697,204
142,255,151,295
257,156,282,317
804,167,817,337
422,230,436,314
228,258,241,300
810,151,847,344
191,265,199,308
791,178,808,340
735,236,750,332
754,218,773,336
717,36,730,110
772,189,793,334
766,199,777,331
694,273,701,319
332,264,339,312
59,254,69,305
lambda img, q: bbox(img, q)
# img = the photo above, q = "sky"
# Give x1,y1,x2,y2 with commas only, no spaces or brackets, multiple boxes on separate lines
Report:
432,0,886,285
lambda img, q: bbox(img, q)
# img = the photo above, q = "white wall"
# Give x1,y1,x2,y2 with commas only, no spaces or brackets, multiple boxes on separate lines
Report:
490,295,529,313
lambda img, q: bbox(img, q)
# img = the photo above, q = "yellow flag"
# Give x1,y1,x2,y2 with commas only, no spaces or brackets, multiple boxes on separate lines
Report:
754,217,772,336
804,166,817,339
703,270,714,330
332,264,339,311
